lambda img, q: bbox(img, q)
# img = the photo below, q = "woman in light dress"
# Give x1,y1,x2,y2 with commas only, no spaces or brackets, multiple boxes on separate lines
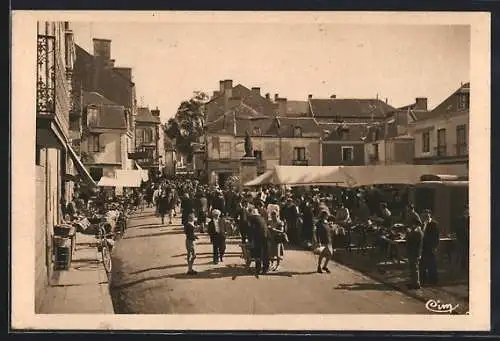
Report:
268,209,285,271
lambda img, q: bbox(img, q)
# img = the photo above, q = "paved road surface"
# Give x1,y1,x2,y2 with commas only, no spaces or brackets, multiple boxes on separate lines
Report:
110,208,429,314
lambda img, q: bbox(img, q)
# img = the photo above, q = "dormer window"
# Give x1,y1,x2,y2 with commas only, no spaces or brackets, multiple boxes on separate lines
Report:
292,126,302,137
87,106,98,127
458,93,469,111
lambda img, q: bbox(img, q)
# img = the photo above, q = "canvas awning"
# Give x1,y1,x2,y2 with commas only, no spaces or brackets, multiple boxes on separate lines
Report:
244,166,349,186
115,169,144,188
134,161,149,182
66,143,97,187
339,164,469,187
244,164,469,187
97,176,119,187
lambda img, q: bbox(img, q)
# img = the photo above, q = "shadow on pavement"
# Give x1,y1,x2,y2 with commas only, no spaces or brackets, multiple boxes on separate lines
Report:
111,264,319,289
123,230,184,240
334,282,405,291
171,251,241,258
129,261,214,275
132,223,165,229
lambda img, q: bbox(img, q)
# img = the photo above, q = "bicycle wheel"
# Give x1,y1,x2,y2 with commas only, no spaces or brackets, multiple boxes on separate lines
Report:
101,242,112,273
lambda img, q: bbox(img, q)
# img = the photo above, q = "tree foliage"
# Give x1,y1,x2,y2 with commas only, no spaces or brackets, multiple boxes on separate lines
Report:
163,91,209,159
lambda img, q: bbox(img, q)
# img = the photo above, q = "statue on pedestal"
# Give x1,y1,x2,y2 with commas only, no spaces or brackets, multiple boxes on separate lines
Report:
244,130,254,157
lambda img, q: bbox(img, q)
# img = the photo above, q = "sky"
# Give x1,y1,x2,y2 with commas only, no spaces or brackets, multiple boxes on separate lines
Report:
71,22,470,124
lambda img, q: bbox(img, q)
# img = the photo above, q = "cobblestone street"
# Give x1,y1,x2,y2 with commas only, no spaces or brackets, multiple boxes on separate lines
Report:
110,208,429,314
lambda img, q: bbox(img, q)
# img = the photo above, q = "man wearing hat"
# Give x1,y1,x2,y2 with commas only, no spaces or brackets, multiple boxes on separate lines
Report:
405,221,424,289
207,209,227,264
248,208,270,275
420,209,440,286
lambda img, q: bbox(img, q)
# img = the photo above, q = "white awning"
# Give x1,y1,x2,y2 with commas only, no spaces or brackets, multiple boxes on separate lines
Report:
98,176,119,187
244,166,348,187
66,143,97,187
134,161,149,182
115,169,144,188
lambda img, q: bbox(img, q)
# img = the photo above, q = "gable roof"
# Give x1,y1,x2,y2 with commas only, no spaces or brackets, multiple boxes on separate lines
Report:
275,117,321,137
319,122,369,142
309,98,396,119
136,107,161,124
205,83,277,122
426,82,470,120
83,91,127,130
285,101,309,116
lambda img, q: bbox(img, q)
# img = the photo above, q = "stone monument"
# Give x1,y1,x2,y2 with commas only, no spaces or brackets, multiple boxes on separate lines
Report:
240,130,258,187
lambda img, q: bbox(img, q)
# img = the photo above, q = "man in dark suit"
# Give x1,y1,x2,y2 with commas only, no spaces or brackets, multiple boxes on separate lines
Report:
207,209,227,264
420,209,440,286
248,208,270,275
406,222,424,289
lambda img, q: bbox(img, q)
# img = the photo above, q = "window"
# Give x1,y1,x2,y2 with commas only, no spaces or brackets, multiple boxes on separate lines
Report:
293,147,306,161
456,124,467,156
458,93,470,111
135,129,144,147
89,134,100,153
253,127,262,136
219,142,231,159
422,131,430,153
437,128,447,156
144,128,153,143
341,146,354,162
87,106,98,127
254,150,263,160
292,126,302,137
372,143,379,161
35,145,42,165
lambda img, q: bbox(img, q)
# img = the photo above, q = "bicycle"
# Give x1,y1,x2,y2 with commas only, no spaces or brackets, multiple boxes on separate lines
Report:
96,223,114,275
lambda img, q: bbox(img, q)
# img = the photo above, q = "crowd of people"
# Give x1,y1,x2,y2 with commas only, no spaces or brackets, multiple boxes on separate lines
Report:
66,174,469,289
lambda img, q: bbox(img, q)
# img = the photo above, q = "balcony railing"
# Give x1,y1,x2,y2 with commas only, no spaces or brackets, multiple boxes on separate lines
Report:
37,34,56,113
455,143,468,156
292,159,308,166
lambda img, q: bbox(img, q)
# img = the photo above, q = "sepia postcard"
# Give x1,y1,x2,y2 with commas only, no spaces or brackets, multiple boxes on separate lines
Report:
11,10,490,331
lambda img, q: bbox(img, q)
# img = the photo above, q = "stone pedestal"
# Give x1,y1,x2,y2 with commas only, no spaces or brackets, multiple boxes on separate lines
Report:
240,156,258,188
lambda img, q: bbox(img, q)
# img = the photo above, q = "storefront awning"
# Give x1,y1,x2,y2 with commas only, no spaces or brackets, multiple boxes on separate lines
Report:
134,161,149,182
115,169,144,188
66,141,97,187
98,176,119,187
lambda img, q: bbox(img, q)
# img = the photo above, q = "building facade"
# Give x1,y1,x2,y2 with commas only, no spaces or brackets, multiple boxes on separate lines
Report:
409,83,469,165
79,91,134,180
134,107,162,179
35,21,95,312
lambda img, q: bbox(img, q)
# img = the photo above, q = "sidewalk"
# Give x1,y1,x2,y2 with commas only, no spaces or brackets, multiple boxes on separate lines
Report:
38,232,115,314
330,247,469,314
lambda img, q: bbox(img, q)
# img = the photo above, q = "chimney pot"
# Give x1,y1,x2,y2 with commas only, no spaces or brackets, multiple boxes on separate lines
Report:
385,98,388,104
330,94,336,99
274,93,279,100
265,93,270,100
308,94,313,100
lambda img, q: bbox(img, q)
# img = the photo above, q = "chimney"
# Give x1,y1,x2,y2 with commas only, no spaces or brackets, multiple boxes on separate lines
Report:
113,67,132,80
223,80,233,109
308,94,313,100
385,98,388,104
219,80,224,93
276,98,288,115
228,96,242,108
415,97,428,111
330,94,336,99
274,93,279,101
93,38,111,60
265,93,270,100
251,87,261,96
151,107,160,117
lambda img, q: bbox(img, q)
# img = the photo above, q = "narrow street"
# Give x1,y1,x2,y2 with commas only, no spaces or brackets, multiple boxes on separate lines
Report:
110,208,428,314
